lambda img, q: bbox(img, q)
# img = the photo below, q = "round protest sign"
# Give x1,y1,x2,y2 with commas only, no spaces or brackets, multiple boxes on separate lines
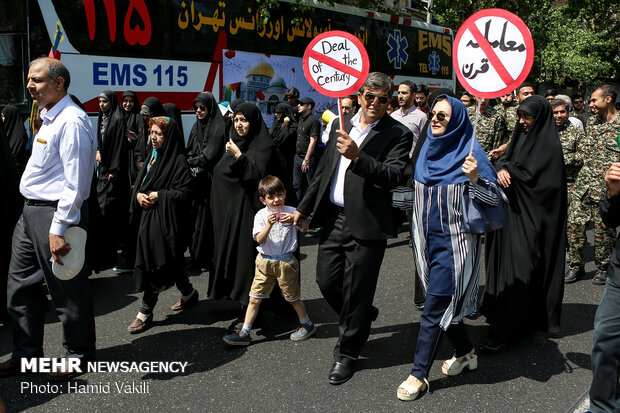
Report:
303,30,370,98
453,9,534,99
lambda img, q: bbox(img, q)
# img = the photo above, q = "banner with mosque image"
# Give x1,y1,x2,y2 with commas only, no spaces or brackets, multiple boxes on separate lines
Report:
223,49,338,128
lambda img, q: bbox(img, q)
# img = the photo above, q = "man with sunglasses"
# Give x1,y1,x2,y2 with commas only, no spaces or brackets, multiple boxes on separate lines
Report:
294,72,412,385
571,93,590,131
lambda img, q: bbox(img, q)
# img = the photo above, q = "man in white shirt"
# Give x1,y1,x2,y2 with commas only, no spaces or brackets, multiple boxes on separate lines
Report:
0,57,97,380
390,80,426,153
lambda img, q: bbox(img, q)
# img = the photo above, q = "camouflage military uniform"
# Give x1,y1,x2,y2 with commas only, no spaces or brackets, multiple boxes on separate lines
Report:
500,101,519,131
468,105,509,156
567,114,620,272
558,122,585,201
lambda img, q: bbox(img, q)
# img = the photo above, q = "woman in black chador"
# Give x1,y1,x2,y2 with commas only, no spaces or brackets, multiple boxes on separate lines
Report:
127,116,198,334
88,90,128,271
269,102,298,205
121,90,141,185
187,92,227,270
209,103,277,305
1,105,30,175
480,95,567,351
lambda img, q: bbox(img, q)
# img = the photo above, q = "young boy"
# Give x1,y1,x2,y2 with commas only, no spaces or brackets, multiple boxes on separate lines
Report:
223,176,315,346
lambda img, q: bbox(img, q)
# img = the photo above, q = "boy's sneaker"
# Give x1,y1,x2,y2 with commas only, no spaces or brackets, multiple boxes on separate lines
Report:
223,330,251,346
290,323,316,342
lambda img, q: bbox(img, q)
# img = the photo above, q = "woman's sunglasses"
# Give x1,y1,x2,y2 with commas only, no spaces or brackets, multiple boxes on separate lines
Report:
195,105,207,111
427,111,448,122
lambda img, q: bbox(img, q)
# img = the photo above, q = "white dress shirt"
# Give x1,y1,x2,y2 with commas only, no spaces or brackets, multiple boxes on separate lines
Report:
20,94,96,236
390,105,427,156
253,205,298,257
568,116,584,132
329,111,378,207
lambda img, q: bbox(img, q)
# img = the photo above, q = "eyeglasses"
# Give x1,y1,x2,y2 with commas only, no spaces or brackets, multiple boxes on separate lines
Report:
427,111,449,122
274,111,282,114
363,93,390,104
195,105,206,111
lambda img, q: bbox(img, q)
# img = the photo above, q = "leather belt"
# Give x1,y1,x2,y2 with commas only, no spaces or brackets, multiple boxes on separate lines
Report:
25,199,58,207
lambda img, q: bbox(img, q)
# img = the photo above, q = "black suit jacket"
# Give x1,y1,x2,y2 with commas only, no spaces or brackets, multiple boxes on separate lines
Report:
297,112,413,240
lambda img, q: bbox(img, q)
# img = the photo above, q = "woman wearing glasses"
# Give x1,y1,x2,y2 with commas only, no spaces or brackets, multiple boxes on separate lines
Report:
397,95,501,401
186,92,227,272
480,95,567,351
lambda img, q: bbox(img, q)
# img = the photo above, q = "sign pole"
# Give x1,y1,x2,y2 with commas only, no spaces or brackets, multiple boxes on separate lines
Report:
470,98,482,154
337,97,344,131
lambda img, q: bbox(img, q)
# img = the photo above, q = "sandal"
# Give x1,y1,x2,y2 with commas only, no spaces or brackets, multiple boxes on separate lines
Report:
442,353,477,376
396,377,430,401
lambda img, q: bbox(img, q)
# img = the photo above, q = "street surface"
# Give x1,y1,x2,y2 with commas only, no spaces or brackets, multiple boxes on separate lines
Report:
0,227,603,412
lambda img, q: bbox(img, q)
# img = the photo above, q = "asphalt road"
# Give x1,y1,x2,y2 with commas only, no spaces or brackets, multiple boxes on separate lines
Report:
0,228,603,412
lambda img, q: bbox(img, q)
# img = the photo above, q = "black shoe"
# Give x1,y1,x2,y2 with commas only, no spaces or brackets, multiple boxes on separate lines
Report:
592,270,607,285
415,303,425,311
564,268,583,284
328,360,354,385
0,358,21,378
480,335,506,353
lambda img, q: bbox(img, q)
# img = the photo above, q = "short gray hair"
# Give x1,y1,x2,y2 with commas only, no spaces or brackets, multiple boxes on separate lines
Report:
359,72,393,96
29,57,71,91
553,94,572,110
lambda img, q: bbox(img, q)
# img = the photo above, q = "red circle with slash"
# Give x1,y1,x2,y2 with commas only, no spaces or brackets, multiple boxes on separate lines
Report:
453,9,534,99
303,30,370,98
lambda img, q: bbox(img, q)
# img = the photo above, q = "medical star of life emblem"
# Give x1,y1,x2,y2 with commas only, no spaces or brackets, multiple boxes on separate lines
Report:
387,29,408,70
428,51,440,75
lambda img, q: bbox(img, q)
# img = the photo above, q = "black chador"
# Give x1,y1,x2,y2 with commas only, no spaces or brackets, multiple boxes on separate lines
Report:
187,92,226,269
